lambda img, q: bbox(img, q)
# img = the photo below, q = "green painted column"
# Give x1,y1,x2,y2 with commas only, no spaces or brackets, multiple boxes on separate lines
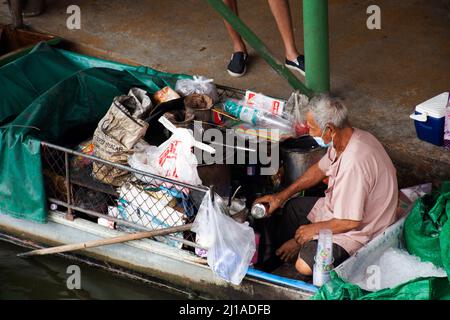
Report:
303,0,330,93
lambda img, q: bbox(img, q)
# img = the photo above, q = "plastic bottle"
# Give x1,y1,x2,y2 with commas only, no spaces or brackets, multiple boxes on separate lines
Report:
223,100,295,134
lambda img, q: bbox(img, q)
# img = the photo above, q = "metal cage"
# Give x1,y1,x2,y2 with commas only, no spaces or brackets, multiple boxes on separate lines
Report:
40,85,248,252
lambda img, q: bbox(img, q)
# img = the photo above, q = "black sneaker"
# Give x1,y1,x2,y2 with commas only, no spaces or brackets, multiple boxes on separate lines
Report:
285,55,305,76
227,52,248,77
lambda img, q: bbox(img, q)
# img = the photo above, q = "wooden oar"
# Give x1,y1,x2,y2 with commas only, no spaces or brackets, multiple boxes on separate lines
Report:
18,223,193,258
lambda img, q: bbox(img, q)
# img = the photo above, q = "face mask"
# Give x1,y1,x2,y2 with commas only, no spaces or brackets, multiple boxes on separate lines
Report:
313,127,333,148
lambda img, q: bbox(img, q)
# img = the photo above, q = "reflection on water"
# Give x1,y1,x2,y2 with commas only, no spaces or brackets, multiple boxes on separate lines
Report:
0,240,186,300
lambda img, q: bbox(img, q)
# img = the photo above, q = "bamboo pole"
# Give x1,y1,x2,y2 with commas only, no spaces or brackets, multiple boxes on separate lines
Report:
18,223,193,258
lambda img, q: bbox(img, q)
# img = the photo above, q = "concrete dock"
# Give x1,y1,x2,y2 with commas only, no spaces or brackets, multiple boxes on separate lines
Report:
1,0,449,186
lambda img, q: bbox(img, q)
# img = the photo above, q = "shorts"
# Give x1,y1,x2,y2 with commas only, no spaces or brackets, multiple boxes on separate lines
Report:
298,240,350,270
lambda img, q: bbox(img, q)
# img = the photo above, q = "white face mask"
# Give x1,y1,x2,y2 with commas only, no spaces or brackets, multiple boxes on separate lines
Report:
313,127,333,148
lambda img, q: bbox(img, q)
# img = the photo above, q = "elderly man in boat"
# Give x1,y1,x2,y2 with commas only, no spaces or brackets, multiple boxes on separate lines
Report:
255,94,398,276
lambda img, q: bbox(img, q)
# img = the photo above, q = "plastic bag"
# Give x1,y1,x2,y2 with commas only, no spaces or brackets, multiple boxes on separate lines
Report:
175,75,219,103
128,116,215,187
192,191,256,285
285,91,310,136
71,139,94,169
244,90,286,116
403,182,450,280
312,271,450,300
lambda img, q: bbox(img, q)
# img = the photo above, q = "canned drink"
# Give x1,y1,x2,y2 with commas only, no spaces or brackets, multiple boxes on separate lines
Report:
251,203,269,219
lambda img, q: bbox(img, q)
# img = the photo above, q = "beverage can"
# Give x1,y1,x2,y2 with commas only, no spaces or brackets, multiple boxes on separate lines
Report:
251,203,268,219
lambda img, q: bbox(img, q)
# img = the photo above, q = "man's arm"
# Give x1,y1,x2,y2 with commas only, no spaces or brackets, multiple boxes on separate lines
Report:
278,163,326,202
254,162,327,215
295,219,361,245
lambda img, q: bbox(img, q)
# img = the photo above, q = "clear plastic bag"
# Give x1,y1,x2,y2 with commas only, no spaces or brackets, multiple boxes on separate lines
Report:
175,75,219,103
192,191,256,285
285,91,310,136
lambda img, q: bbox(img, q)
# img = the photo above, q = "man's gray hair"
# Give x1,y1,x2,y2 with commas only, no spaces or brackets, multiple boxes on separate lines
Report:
307,94,350,130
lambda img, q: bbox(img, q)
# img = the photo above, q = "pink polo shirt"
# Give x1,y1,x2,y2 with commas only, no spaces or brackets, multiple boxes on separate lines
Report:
307,128,398,256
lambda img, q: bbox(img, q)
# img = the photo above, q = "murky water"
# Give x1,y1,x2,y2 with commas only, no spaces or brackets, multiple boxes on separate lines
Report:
0,240,186,299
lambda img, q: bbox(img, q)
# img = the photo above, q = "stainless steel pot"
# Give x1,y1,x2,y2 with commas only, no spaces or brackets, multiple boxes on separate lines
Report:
280,136,327,186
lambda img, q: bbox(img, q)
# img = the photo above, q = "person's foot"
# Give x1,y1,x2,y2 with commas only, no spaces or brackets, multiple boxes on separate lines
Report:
285,55,305,77
227,52,248,77
275,239,302,263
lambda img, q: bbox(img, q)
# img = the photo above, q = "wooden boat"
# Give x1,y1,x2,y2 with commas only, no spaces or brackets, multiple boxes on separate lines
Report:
0,24,59,66
0,28,412,300
0,31,319,299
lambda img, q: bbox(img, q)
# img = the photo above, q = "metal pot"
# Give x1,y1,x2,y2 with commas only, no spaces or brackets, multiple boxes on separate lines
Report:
184,94,214,123
280,136,327,186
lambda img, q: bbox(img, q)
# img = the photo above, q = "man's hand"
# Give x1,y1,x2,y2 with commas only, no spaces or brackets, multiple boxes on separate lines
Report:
275,239,302,263
253,193,284,217
295,224,318,246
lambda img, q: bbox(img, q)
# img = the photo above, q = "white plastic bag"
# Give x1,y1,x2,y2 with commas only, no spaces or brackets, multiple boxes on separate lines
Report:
128,116,215,187
175,75,219,103
192,191,256,285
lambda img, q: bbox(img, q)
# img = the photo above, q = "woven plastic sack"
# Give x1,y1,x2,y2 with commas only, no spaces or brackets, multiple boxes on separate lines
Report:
404,183,450,277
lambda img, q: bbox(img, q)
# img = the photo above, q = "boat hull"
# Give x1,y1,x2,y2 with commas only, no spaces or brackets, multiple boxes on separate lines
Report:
0,211,314,300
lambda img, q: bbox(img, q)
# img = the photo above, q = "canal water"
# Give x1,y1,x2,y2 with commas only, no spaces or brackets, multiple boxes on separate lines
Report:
0,240,186,299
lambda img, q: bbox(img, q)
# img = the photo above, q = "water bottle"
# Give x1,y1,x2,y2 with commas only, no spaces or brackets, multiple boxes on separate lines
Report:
223,99,261,125
223,100,295,134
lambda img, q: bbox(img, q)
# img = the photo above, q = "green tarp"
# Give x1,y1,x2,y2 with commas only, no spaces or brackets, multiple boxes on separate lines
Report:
0,42,189,223
313,183,450,300
312,272,450,300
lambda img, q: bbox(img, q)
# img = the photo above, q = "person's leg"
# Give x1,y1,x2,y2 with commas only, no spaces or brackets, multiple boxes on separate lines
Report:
296,241,351,276
274,196,319,247
257,196,319,271
223,0,249,77
223,0,247,54
267,0,305,75
267,0,300,61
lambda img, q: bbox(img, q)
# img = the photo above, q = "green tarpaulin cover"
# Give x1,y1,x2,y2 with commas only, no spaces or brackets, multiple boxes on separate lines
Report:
313,183,450,300
0,42,189,223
